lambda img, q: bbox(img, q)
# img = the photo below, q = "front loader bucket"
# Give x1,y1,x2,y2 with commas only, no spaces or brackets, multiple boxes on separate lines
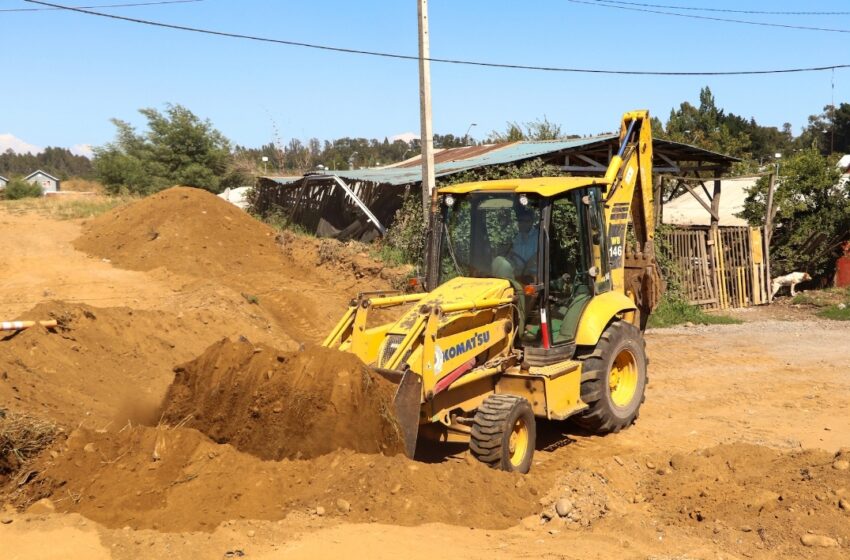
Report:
393,370,422,458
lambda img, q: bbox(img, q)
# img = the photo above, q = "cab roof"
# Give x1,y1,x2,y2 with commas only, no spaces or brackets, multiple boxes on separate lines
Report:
438,176,611,197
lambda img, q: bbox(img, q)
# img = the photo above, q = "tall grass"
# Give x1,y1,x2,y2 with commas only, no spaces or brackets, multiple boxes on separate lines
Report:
0,194,135,220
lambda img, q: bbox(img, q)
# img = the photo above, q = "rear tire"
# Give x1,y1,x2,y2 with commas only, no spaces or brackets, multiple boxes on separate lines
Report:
574,320,647,434
470,394,536,473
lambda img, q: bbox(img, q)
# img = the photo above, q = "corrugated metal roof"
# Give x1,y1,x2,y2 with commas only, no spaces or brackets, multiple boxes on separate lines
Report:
262,135,738,188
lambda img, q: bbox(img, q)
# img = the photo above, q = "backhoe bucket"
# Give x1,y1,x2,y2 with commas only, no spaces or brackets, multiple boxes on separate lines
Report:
393,370,422,458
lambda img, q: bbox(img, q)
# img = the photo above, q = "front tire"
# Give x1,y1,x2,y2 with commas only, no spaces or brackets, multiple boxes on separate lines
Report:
470,394,536,473
574,320,647,433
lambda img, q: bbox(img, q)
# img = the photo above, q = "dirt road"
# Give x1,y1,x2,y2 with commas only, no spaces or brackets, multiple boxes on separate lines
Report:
2,194,849,559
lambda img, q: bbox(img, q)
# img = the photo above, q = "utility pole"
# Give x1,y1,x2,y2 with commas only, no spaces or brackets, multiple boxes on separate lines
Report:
764,155,780,303
417,0,436,221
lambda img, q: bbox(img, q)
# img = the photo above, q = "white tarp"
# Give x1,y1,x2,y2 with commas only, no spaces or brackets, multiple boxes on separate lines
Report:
218,186,252,210
663,176,760,227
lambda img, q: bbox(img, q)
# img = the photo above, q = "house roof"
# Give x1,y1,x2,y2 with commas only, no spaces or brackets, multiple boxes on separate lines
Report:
261,136,739,188
25,169,59,181
663,176,759,227
0,175,8,182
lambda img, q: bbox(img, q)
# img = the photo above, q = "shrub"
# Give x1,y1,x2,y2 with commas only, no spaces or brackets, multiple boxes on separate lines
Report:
3,177,43,200
382,192,427,266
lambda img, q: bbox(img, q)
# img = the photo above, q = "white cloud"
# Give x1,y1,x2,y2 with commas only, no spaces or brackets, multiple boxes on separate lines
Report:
0,133,42,155
390,132,417,143
70,144,94,159
0,135,94,158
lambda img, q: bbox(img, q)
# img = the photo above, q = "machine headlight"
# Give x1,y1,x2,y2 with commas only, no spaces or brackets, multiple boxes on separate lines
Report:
518,194,529,206
445,194,455,207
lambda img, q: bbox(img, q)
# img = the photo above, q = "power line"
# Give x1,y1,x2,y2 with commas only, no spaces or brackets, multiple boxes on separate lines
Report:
24,0,850,76
589,0,850,16
2,0,201,12
571,0,850,33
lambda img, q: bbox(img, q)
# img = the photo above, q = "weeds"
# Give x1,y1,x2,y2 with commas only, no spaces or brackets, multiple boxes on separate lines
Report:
790,288,850,320
648,295,742,328
818,305,850,321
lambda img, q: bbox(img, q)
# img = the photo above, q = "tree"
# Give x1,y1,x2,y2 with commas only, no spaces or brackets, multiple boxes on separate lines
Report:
488,116,566,142
0,147,93,179
739,149,847,278
799,103,850,155
93,104,243,194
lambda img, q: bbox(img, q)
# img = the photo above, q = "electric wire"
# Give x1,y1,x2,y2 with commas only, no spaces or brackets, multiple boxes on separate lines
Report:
588,0,850,17
23,0,850,76
570,0,850,34
2,0,201,12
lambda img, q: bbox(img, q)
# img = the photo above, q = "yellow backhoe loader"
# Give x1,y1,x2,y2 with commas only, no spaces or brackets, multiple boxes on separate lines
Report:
324,110,663,472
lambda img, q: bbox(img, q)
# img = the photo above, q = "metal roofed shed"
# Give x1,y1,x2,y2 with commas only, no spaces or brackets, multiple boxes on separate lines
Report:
252,136,739,241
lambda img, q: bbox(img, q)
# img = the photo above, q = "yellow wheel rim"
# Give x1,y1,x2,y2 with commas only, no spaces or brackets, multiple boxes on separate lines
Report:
508,416,529,467
609,349,639,408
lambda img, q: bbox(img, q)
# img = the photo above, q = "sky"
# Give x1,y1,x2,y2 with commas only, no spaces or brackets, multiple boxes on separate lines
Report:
1,0,849,156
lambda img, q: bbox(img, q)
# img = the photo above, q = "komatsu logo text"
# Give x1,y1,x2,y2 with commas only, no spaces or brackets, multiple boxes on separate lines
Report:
443,331,490,361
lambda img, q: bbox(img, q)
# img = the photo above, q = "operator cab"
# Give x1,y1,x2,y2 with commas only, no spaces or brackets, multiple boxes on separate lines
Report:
436,185,612,358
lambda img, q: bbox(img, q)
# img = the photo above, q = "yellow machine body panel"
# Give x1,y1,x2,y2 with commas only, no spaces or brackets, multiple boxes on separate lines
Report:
574,291,637,346
439,176,612,197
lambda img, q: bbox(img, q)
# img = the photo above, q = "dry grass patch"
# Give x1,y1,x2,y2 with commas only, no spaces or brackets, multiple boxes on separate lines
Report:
0,409,60,480
0,194,136,220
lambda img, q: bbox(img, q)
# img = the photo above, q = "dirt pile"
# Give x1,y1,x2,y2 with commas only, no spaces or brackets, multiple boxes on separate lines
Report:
12,425,550,531
71,186,409,344
74,186,289,280
638,444,850,555
159,339,403,460
0,301,284,430
73,186,408,289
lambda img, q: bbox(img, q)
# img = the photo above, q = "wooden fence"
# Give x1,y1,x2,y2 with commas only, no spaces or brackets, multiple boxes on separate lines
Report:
662,226,766,309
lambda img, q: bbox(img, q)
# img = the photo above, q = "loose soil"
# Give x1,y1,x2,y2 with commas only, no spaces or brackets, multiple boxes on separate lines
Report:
2,195,850,559
160,339,403,460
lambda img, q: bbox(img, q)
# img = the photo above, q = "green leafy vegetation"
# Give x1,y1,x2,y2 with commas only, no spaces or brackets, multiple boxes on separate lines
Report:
647,295,742,328
739,149,847,278
818,305,850,321
2,177,43,200
94,104,247,195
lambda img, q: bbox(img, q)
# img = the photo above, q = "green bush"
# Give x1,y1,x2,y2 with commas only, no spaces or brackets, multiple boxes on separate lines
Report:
2,177,43,200
382,192,426,266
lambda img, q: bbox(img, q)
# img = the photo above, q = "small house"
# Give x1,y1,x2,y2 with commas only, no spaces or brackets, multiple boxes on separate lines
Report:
25,170,60,193
0,175,8,190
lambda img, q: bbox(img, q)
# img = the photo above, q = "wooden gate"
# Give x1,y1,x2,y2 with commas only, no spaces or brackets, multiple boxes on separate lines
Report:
662,226,766,309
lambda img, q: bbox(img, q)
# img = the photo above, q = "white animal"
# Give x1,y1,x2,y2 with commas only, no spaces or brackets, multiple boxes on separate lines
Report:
771,271,812,297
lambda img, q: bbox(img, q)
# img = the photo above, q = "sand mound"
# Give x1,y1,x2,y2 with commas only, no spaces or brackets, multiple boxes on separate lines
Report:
159,339,403,460
74,186,288,280
0,301,290,429
13,425,547,531
71,187,409,344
